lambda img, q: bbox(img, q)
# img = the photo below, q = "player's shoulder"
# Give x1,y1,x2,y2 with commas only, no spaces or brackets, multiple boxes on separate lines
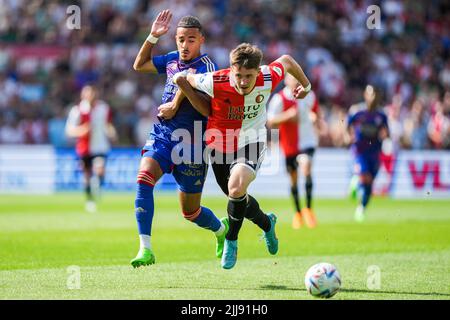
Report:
196,54,218,71
212,68,231,82
67,104,80,116
354,110,368,119
263,61,284,77
348,109,364,122
165,50,180,62
349,102,365,114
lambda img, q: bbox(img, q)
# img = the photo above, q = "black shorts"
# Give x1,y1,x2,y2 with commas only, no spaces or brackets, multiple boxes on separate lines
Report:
208,142,266,196
300,147,316,158
80,154,107,171
285,154,299,173
285,148,315,173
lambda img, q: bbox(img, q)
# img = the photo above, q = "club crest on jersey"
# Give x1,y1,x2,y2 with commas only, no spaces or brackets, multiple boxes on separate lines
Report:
255,94,264,104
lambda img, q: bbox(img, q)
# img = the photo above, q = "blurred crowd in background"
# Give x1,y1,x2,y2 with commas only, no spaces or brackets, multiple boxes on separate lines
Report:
0,0,449,149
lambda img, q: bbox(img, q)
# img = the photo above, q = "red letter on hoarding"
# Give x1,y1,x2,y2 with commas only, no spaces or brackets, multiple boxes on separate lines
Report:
408,160,450,190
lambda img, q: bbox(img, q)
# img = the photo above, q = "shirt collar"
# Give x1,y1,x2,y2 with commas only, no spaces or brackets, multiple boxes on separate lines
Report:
178,53,207,67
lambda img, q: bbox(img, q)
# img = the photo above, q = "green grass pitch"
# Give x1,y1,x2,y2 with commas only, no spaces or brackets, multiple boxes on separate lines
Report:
0,193,449,300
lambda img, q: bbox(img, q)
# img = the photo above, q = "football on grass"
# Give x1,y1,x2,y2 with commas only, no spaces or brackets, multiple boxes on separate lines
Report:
305,262,341,298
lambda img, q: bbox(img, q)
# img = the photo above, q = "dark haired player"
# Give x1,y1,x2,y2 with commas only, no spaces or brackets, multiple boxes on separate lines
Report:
347,86,389,222
130,10,227,268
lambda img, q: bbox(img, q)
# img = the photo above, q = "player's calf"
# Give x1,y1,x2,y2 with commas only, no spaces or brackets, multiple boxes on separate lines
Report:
245,195,271,232
182,206,227,258
182,206,222,232
226,194,247,241
132,170,157,267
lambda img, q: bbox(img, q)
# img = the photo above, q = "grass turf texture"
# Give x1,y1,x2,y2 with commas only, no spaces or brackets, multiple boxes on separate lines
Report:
0,194,449,300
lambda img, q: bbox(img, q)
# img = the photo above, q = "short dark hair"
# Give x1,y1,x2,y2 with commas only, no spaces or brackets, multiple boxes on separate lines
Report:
177,16,203,34
229,43,263,70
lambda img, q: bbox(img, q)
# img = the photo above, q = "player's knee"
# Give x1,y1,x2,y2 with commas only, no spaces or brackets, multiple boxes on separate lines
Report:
136,170,156,187
228,185,246,198
95,167,105,177
228,169,253,198
139,157,153,172
138,158,162,181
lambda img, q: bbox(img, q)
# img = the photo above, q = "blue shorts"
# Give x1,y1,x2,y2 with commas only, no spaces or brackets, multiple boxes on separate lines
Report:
355,154,380,178
142,125,207,194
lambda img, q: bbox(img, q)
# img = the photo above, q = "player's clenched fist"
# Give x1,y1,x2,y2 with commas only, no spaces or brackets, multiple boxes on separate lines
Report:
157,102,177,120
293,84,310,99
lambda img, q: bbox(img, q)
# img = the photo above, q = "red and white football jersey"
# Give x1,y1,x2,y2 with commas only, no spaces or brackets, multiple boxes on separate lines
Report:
66,99,113,157
267,87,319,155
193,62,285,153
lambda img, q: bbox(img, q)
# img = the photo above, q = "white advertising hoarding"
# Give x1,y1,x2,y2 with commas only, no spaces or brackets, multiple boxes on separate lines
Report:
0,145,448,198
0,145,55,194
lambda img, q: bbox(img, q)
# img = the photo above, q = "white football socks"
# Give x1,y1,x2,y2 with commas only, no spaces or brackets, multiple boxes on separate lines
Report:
139,235,151,250
214,222,225,237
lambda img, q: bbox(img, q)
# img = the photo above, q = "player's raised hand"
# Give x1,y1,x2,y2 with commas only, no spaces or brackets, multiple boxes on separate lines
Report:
293,84,310,99
150,10,172,38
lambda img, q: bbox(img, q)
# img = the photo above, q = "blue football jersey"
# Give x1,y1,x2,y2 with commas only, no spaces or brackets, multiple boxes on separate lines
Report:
152,51,217,134
347,110,388,156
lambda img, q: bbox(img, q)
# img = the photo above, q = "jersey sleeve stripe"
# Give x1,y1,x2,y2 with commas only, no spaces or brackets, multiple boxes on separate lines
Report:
201,56,215,73
207,56,216,71
204,56,216,72
200,57,209,72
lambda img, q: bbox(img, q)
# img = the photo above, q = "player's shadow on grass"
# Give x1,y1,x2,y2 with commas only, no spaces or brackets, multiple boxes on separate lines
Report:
259,285,450,297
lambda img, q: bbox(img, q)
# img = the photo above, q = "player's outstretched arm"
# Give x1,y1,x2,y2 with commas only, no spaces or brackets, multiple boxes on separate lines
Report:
173,74,212,117
133,9,172,73
276,55,311,99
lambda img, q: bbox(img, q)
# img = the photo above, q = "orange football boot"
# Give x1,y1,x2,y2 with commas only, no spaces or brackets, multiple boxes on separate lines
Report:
292,211,304,229
302,208,317,228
